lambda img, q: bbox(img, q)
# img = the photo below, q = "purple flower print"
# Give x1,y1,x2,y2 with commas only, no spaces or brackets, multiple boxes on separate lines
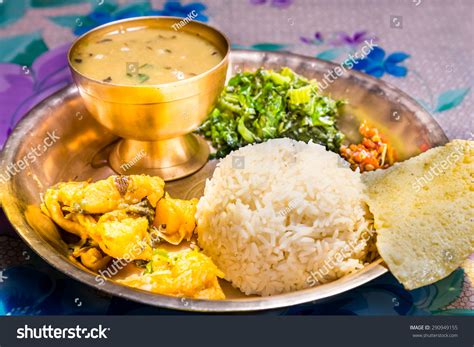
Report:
250,0,294,8
329,31,374,49
300,32,324,45
0,44,72,148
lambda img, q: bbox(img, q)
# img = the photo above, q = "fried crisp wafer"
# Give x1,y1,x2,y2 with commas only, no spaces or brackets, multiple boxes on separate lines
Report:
363,140,474,290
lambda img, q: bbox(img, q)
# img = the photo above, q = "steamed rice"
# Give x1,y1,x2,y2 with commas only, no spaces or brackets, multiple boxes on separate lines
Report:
197,138,373,296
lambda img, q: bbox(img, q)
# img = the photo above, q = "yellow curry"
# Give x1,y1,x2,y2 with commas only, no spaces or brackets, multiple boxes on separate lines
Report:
41,175,225,300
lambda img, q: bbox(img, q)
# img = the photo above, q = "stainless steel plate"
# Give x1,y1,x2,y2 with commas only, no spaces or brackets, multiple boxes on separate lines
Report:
0,50,448,312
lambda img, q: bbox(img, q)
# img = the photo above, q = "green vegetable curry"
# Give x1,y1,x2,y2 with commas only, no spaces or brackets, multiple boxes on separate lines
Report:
197,67,345,158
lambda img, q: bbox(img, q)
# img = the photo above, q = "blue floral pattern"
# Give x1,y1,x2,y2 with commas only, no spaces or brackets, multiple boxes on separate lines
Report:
49,1,209,36
351,46,410,78
417,88,471,114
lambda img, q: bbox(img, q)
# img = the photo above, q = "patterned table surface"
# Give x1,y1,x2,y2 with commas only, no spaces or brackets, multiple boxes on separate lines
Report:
0,0,472,315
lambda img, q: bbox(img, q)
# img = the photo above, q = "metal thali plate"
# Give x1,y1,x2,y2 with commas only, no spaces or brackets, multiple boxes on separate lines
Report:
0,50,448,312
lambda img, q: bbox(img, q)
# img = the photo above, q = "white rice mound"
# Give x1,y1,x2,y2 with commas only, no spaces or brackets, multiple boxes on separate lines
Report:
196,138,372,296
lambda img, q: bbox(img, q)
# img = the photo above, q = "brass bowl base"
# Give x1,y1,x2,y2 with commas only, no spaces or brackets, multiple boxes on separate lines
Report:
109,134,210,181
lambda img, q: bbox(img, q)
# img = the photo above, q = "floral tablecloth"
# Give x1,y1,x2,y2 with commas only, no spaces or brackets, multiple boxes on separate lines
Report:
0,0,472,315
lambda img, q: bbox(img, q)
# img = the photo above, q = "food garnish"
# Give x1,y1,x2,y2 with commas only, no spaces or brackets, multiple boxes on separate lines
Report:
363,140,473,289
197,67,345,158
340,120,395,172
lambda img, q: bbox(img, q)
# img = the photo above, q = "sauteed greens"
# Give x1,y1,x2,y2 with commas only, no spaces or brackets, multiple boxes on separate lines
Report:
197,67,345,158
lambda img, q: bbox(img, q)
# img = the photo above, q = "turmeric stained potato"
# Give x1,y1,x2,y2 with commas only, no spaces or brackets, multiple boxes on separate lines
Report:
41,175,225,300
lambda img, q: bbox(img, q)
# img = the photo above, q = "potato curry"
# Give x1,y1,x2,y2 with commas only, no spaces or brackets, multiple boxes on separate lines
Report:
41,175,225,300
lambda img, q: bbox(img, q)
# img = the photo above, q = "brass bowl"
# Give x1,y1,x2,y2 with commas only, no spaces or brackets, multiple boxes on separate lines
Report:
68,17,230,181
0,50,448,312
